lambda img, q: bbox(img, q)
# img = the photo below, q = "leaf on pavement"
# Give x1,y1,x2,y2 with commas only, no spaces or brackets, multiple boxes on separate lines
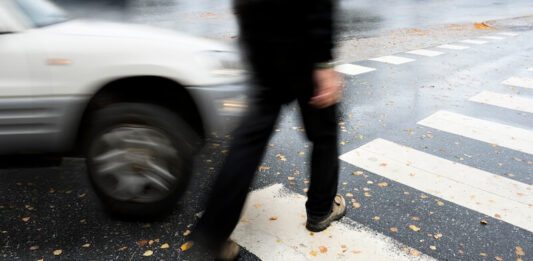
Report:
180,241,194,252
352,171,364,176
269,216,278,221
352,202,361,209
258,166,270,172
160,243,170,249
436,200,445,206
390,227,398,233
30,246,39,251
82,243,91,248
287,176,295,181
319,246,328,253
433,233,443,240
515,246,525,256
143,250,153,256
309,250,318,256
183,230,191,236
429,246,437,251
276,154,287,161
372,216,380,221
408,225,421,232
480,219,488,225
377,182,388,188
346,193,354,198
137,240,149,247
21,217,31,222
53,249,63,256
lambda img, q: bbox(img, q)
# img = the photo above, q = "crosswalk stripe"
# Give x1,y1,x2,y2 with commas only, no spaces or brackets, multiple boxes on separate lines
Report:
405,49,444,57
232,184,435,261
335,64,376,76
436,44,469,50
369,55,415,65
339,139,533,233
502,76,533,89
498,32,519,37
460,39,488,45
478,36,505,40
528,67,533,72
470,91,533,114
417,110,533,155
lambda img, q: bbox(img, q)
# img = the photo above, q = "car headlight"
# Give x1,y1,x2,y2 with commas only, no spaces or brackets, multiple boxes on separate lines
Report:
199,51,247,77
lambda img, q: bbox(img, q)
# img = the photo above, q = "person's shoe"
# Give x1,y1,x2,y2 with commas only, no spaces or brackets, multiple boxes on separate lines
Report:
215,240,240,261
306,195,346,232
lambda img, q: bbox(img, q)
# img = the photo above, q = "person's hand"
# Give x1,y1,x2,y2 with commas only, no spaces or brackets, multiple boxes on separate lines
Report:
310,68,344,109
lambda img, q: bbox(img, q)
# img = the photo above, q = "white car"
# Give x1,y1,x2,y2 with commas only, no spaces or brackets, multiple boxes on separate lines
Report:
0,0,247,216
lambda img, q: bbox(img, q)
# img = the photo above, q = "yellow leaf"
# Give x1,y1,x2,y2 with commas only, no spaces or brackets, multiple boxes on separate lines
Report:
319,246,328,253
377,182,388,188
352,202,361,209
309,250,318,257
352,171,364,176
160,243,170,249
143,250,153,256
183,230,191,236
180,241,194,252
436,200,445,206
433,233,443,240
408,225,421,232
82,243,91,248
53,249,63,256
479,252,487,257
372,216,380,221
515,246,525,256
390,227,398,233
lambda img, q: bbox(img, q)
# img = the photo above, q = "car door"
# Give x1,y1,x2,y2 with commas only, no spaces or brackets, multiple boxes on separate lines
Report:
0,12,56,154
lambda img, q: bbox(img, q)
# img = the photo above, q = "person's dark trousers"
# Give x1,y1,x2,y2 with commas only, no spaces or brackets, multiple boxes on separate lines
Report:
192,84,339,250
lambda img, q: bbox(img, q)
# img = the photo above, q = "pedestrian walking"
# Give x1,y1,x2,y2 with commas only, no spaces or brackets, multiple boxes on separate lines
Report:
192,0,345,260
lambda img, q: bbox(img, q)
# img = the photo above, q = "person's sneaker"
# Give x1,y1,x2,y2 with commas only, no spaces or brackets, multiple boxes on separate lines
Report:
215,240,240,261
306,195,346,232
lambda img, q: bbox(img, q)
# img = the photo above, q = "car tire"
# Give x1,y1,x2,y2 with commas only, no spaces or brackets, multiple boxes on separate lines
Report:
86,103,200,219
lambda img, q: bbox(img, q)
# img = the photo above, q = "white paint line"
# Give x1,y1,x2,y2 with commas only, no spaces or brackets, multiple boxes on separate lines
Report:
502,76,533,89
405,49,444,57
369,55,415,65
528,67,533,72
470,91,533,114
436,44,470,50
232,184,435,261
498,32,519,36
478,36,505,40
460,39,488,45
335,64,376,76
418,110,533,155
340,139,533,233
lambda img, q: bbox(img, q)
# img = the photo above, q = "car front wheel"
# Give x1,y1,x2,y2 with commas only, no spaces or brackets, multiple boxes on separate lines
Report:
86,103,200,218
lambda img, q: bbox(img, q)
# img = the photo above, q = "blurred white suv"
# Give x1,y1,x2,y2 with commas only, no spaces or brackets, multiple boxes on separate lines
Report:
0,0,247,216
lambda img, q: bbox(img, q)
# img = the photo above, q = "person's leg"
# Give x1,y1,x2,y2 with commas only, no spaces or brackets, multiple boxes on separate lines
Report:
193,96,282,251
297,95,339,218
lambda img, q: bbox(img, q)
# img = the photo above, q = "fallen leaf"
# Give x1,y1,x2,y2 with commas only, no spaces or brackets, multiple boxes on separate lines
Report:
353,171,364,176
258,166,270,172
390,227,398,233
436,200,445,206
269,216,278,221
372,216,380,221
474,22,491,30
515,246,525,256
180,241,194,252
118,246,128,251
430,246,437,251
352,202,361,209
319,246,328,253
411,216,421,221
276,154,287,161
433,233,443,240
183,230,191,236
377,182,388,188
137,240,149,247
30,246,39,251
309,250,318,256
420,194,429,199
364,192,371,197
480,219,488,225
53,249,63,256
495,256,503,261
148,240,155,245
479,252,487,257
408,225,421,232
82,243,90,248
287,176,295,181
160,243,170,249
143,250,153,256
21,217,30,222
407,248,421,257
346,193,354,198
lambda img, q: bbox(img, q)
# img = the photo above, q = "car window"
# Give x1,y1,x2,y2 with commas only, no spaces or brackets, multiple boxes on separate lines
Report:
14,0,69,28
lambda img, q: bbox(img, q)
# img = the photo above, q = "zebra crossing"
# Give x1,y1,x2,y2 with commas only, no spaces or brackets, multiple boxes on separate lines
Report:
228,31,532,261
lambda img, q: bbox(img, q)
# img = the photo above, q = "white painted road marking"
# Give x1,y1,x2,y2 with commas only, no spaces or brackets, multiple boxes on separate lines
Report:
232,184,435,261
335,64,376,76
460,39,488,45
528,67,533,72
369,55,415,65
470,91,533,114
405,49,444,57
498,32,519,37
502,77,533,89
418,110,533,155
340,139,533,233
478,36,505,40
437,44,469,50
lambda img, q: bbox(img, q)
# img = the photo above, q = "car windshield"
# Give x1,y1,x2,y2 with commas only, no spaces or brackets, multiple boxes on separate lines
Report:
14,0,69,27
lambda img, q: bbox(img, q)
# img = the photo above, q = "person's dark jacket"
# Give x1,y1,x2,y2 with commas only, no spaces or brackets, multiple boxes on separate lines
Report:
234,0,336,101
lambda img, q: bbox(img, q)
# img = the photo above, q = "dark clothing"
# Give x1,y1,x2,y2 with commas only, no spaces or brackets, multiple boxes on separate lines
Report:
193,0,339,252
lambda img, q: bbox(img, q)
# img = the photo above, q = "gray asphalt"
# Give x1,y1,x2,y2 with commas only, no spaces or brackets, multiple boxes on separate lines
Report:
2,1,533,260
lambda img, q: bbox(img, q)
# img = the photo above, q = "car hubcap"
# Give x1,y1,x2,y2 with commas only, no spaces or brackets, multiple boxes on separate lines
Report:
91,125,180,203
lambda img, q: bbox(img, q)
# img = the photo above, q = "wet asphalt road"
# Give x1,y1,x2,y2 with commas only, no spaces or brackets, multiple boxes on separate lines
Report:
2,1,533,261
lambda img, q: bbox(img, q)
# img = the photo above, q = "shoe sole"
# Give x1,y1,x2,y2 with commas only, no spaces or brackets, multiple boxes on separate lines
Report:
305,203,347,232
